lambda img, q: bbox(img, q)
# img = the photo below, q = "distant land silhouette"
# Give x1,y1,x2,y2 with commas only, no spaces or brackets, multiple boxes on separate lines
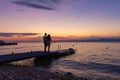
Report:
1,37,120,43
55,38,120,42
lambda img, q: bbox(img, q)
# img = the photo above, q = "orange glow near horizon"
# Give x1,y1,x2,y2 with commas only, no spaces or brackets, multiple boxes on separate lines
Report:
0,32,119,42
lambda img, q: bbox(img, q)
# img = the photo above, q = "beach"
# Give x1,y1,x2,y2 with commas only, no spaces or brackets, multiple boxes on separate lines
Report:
0,65,90,80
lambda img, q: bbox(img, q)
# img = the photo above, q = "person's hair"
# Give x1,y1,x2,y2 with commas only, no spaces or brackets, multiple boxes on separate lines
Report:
47,34,51,40
48,34,50,36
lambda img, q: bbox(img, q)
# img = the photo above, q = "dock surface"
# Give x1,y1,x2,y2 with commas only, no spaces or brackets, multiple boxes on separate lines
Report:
0,48,75,64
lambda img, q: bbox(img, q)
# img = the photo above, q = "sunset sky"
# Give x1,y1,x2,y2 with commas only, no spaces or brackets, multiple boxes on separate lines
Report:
0,0,120,42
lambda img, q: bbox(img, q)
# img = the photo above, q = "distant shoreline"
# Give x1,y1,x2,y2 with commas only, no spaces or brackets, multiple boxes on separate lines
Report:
14,38,120,43
15,41,120,43
55,38,120,42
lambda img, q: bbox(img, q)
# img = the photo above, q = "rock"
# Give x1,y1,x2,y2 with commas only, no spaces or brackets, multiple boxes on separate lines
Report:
66,72,73,76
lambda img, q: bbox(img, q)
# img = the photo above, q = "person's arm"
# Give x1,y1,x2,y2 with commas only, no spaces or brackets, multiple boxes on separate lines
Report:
50,38,52,42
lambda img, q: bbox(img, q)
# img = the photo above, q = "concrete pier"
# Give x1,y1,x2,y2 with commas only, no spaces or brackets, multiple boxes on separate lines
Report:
0,48,75,64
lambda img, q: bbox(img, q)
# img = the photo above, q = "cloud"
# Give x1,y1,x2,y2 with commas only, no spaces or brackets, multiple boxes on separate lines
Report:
12,0,62,10
17,9,26,12
0,33,40,37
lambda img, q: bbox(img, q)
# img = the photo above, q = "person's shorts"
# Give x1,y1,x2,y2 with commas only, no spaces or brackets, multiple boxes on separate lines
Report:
47,41,51,46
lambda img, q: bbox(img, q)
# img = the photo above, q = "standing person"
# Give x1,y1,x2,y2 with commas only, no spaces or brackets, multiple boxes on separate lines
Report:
43,33,47,52
46,34,52,52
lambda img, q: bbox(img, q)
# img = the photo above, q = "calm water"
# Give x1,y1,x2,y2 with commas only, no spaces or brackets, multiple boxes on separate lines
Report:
0,42,120,79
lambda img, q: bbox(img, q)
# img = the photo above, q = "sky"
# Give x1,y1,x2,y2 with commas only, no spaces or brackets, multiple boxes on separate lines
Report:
0,0,120,42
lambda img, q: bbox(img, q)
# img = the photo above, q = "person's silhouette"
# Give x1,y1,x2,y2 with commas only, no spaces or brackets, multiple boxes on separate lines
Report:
43,33,47,52
46,34,52,52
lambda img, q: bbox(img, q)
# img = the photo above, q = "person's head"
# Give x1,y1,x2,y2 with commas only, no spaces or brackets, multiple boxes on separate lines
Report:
44,33,47,36
48,34,51,37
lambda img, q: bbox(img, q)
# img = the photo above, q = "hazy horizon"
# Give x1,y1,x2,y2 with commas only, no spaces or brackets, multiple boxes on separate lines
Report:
0,32,120,42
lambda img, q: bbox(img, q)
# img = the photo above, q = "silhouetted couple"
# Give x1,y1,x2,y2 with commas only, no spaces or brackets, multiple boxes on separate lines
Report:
43,33,52,52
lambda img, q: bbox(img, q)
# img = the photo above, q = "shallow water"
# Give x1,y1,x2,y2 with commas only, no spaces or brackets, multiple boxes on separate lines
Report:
0,42,120,79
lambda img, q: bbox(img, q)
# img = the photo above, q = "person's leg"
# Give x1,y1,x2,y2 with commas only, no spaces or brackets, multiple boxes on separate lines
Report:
44,43,47,52
48,45,50,52
48,44,51,52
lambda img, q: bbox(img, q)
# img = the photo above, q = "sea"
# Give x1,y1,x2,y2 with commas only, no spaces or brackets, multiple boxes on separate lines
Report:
0,42,120,80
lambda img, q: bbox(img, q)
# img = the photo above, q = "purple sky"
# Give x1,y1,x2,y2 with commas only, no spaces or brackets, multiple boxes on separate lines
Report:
0,0,120,38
